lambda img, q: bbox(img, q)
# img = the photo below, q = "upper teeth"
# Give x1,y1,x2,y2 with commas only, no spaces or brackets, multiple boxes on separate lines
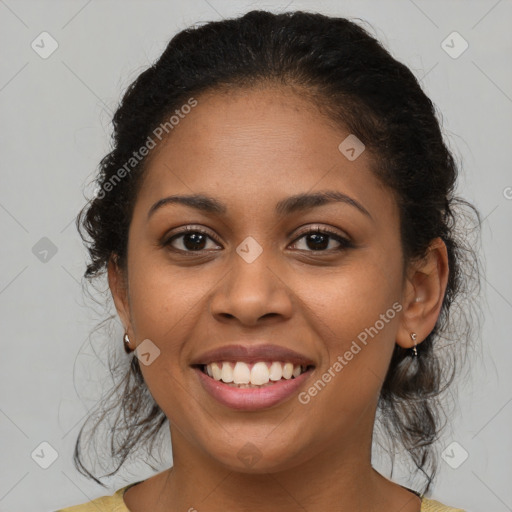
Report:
205,361,307,385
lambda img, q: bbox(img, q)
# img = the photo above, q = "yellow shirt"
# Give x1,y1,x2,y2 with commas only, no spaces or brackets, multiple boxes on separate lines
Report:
56,482,466,511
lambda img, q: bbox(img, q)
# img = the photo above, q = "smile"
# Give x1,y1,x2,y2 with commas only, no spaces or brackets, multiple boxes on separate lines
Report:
193,362,315,410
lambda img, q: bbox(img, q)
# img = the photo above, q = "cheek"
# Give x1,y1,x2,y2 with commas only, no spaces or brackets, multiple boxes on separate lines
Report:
309,255,401,338
127,253,212,338
304,258,401,400
125,259,197,422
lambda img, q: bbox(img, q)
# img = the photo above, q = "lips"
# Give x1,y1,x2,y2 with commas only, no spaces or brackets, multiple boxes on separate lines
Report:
190,343,316,411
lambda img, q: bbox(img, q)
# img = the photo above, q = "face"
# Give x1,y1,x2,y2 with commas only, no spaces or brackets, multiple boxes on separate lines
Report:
110,86,415,473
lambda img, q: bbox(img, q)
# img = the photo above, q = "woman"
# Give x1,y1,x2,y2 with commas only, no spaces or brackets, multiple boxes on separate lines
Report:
58,9,480,512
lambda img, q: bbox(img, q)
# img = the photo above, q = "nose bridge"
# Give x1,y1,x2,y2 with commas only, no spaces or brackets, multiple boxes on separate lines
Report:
210,235,292,324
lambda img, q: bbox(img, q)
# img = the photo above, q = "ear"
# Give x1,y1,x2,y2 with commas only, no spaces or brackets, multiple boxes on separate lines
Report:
396,237,449,350
107,255,134,349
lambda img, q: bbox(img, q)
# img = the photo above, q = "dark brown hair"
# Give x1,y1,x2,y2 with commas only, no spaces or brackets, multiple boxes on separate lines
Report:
74,9,482,495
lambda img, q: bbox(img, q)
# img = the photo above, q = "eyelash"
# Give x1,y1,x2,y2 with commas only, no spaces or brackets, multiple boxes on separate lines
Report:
162,225,354,254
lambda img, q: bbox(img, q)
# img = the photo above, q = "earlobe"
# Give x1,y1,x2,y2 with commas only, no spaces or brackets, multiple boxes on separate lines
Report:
396,237,449,350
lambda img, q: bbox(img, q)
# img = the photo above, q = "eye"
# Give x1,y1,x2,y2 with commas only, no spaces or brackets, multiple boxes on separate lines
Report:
162,225,353,254
163,226,221,253
289,226,353,252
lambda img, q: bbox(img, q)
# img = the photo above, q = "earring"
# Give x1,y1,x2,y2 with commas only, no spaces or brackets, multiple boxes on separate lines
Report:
410,332,418,357
123,333,132,354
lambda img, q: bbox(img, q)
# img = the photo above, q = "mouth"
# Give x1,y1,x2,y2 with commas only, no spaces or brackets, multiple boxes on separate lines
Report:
190,344,316,410
191,360,315,411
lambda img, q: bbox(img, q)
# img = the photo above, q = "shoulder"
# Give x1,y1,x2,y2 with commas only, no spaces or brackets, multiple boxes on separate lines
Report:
421,496,466,512
55,484,132,512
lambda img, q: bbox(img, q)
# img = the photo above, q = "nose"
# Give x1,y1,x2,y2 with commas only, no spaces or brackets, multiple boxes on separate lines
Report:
209,249,294,327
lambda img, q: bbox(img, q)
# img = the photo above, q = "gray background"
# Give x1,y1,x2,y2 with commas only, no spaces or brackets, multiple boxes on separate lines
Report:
0,0,511,510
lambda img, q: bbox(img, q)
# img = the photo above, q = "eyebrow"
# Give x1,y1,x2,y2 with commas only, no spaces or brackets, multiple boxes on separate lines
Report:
147,190,372,220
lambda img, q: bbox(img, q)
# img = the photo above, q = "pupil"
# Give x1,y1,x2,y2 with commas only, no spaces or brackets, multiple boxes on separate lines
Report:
184,233,206,250
308,233,328,250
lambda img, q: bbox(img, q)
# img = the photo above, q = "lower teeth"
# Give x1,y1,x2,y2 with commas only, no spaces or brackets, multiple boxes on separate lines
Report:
224,380,279,388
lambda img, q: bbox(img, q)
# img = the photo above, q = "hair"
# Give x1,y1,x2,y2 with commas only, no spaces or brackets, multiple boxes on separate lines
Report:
74,9,482,495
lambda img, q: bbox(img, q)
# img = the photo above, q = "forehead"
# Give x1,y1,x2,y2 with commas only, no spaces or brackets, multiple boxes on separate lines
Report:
135,86,397,224
154,85,346,165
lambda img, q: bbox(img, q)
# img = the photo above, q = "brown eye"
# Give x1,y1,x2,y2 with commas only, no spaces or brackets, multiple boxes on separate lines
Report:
163,227,221,253
290,227,353,252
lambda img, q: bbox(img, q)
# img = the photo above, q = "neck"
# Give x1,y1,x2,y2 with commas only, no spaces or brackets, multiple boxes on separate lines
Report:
171,434,372,511
125,421,420,512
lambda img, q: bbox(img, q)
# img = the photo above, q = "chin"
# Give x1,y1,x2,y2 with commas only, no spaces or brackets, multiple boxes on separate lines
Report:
204,438,311,474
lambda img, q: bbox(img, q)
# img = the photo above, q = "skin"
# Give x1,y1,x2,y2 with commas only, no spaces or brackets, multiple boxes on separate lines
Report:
109,85,449,512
